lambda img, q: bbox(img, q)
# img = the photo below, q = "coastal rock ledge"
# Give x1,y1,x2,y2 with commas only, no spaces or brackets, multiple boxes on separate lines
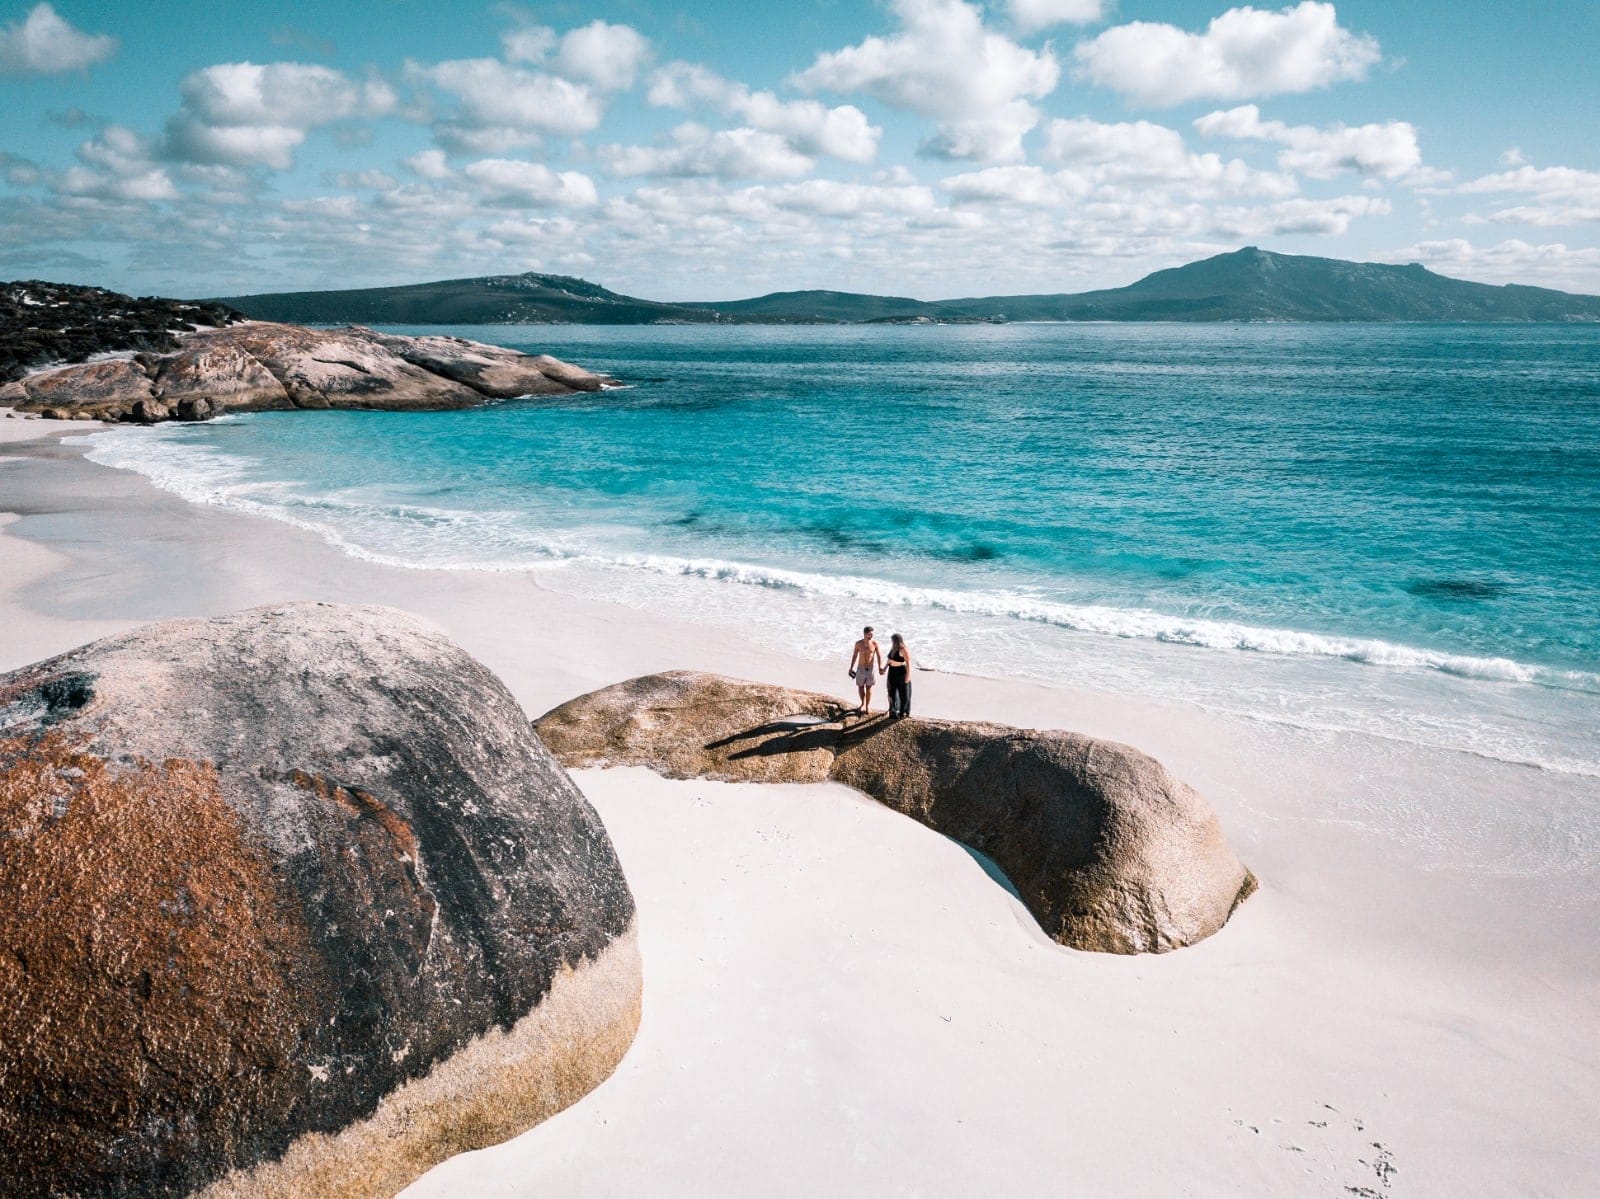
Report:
537,671,1256,955
0,604,640,1199
0,321,609,423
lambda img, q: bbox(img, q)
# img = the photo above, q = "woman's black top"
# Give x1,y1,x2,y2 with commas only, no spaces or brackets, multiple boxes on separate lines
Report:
887,651,909,682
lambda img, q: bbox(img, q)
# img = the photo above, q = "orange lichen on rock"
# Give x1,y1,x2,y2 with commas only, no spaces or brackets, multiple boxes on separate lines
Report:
0,731,318,1196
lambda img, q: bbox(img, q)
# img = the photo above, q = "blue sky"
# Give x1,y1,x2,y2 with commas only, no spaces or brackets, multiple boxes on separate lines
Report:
2,0,1597,299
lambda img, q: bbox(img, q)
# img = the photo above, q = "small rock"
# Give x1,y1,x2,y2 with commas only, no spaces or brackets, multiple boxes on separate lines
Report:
131,398,171,424
175,395,215,421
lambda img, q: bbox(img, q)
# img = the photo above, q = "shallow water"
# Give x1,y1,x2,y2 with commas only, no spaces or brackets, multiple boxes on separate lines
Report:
80,322,1600,778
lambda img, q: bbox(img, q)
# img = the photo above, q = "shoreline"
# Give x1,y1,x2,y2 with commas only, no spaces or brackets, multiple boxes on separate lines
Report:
3,417,1598,1194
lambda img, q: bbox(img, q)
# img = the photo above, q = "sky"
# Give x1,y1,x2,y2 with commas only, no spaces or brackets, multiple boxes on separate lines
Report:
1,0,1597,300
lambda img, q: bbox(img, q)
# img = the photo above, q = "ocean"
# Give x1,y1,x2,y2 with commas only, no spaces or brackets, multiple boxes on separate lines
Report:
80,322,1600,784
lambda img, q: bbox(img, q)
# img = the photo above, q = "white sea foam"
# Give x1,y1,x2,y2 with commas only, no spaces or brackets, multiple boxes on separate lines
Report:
75,423,1600,784
77,423,1599,698
593,552,1595,692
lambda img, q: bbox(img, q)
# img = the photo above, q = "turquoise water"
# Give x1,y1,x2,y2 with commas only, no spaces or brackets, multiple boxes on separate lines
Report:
82,323,1600,777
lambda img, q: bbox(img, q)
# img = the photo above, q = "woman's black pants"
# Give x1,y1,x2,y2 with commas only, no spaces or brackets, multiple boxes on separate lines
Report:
887,673,911,717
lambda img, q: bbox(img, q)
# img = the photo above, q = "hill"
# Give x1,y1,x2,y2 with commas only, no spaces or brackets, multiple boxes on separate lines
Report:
1,280,239,383
218,273,720,325
212,248,1600,325
676,289,945,323
935,248,1600,322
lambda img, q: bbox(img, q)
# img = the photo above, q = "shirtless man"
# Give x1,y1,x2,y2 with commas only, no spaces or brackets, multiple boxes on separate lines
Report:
847,625,885,714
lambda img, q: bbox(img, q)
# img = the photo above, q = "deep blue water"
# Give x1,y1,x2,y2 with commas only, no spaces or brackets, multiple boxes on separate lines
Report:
83,322,1600,774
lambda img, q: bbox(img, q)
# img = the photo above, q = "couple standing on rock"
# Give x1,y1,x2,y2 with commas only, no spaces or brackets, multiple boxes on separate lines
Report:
848,626,912,718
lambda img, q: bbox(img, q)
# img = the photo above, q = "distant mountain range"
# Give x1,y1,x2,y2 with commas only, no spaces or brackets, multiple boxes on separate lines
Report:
217,248,1600,325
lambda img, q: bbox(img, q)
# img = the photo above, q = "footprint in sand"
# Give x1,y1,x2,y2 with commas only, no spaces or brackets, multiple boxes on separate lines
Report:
1230,1104,1397,1194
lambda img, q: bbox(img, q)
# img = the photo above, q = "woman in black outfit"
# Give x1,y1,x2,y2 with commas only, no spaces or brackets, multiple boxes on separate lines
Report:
886,633,912,718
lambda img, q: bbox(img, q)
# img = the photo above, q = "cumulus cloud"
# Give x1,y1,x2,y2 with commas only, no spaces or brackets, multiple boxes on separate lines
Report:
600,124,815,181
163,62,396,170
555,21,651,91
1194,104,1421,180
1043,116,1297,194
462,158,599,208
1074,2,1380,107
500,25,557,64
403,148,453,179
412,58,605,153
497,19,651,91
648,62,880,163
55,126,178,202
0,3,116,75
1221,193,1388,236
1007,0,1108,32
792,0,1059,163
1388,237,1600,285
1453,164,1600,200
1444,163,1600,227
941,116,1295,211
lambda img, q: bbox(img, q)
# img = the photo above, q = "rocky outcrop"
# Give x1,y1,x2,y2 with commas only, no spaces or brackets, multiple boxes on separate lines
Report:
0,604,640,1198
1,279,240,384
5,356,155,412
536,671,1255,955
0,322,609,423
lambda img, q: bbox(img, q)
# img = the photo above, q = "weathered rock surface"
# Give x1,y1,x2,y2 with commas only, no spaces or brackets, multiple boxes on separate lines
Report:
537,671,1255,955
6,356,155,419
0,604,640,1198
152,337,291,410
3,322,609,423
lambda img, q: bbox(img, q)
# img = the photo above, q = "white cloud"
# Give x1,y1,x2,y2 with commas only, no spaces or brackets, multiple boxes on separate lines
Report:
1222,194,1389,236
1007,0,1108,32
600,124,815,181
412,58,605,153
792,0,1059,163
55,126,178,202
501,26,556,64
1446,163,1600,228
0,3,116,75
754,179,940,219
1476,205,1600,227
648,62,881,164
942,164,1086,207
496,19,651,91
403,148,453,179
555,21,651,92
1453,164,1600,200
1194,104,1421,180
1074,2,1380,107
462,158,599,208
164,62,396,169
1043,116,1296,195
1388,237,1600,286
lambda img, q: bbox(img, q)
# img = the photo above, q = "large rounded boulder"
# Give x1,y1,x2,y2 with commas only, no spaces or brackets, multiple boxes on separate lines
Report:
0,604,640,1198
537,671,1255,955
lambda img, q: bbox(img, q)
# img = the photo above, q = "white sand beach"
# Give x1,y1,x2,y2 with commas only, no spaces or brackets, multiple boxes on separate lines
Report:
2,419,1597,1197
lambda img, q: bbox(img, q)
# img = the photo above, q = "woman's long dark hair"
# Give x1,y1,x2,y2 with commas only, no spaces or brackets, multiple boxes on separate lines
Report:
890,633,907,654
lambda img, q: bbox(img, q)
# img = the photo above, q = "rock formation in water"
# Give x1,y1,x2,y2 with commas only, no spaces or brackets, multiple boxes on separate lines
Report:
537,670,1255,955
0,321,609,423
0,604,640,1199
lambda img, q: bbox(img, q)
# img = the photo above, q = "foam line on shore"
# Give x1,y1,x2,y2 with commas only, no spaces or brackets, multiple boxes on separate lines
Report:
78,424,1599,701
